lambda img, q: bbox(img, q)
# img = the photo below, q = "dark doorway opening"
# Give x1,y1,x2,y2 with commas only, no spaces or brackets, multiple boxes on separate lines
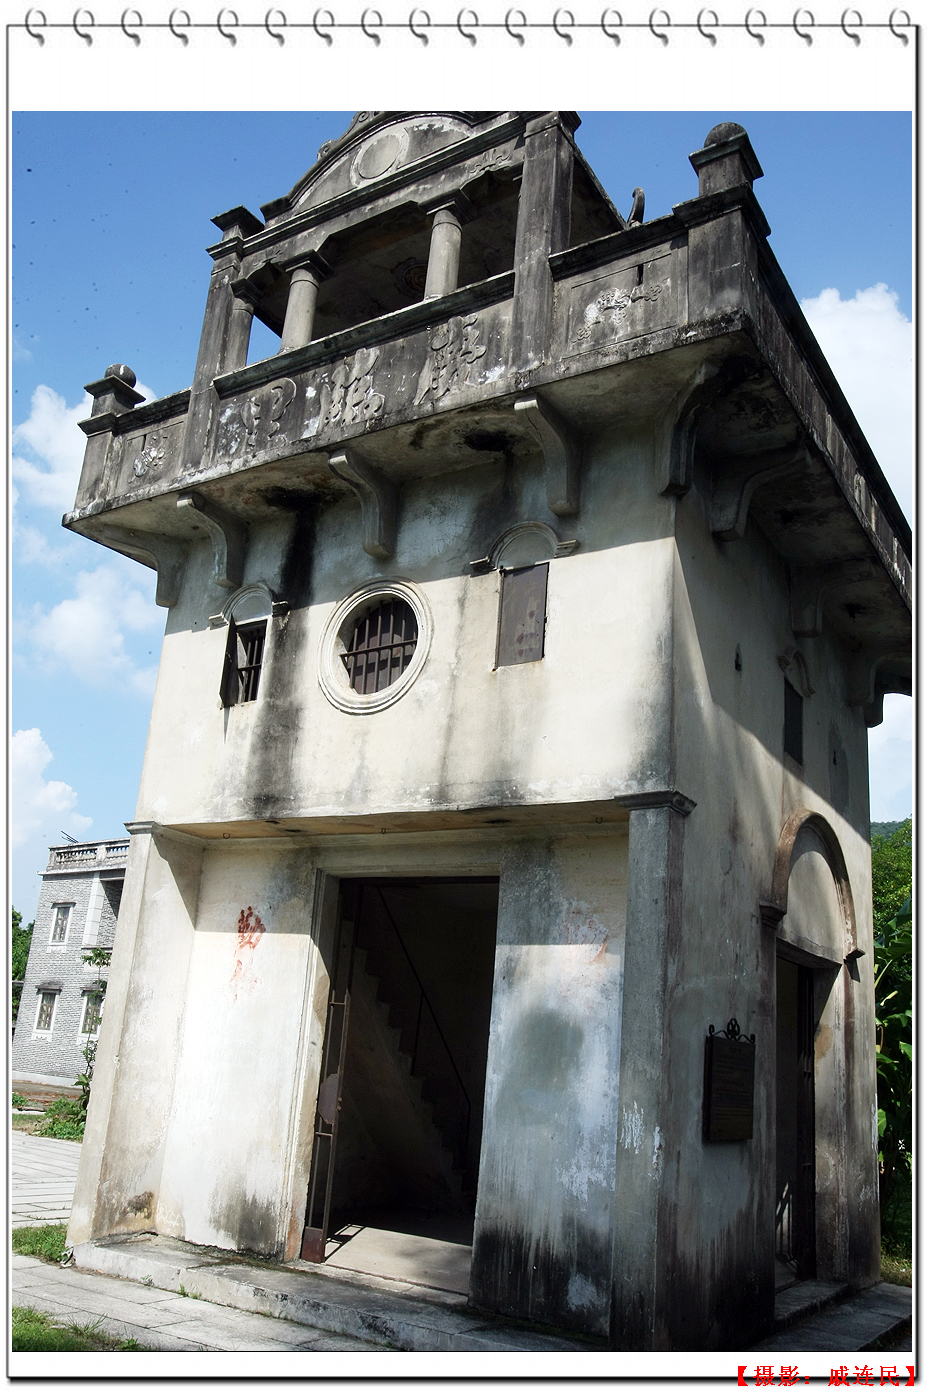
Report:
775,957,817,1288
302,877,498,1291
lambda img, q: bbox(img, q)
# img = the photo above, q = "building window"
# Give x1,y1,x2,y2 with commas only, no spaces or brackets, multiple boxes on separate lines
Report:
784,679,803,765
496,564,548,667
35,991,57,1032
81,991,104,1035
221,620,267,705
319,580,432,715
341,597,418,695
217,584,275,708
50,904,72,944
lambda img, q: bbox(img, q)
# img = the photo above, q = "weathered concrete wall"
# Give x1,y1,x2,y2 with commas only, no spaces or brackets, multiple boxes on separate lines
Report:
68,830,203,1245
135,425,675,829
605,478,879,1349
471,829,627,1336
155,843,326,1258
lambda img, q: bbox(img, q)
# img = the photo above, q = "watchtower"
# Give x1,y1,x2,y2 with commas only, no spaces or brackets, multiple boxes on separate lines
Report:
65,113,910,1350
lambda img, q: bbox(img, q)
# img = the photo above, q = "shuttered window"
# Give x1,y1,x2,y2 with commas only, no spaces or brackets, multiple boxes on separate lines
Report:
221,621,267,706
496,563,548,666
784,679,803,764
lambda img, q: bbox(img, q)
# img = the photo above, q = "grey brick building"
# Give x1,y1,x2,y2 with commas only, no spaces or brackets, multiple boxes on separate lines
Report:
12,838,127,1087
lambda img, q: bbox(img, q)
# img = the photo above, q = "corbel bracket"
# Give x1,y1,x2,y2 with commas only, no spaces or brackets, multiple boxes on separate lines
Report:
93,523,188,608
514,394,581,517
710,443,808,542
328,448,398,560
790,559,876,637
658,356,759,497
177,490,246,589
846,646,910,727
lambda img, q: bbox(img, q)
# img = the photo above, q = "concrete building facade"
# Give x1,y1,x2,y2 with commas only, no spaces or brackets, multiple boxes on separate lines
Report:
12,839,126,1087
64,113,910,1350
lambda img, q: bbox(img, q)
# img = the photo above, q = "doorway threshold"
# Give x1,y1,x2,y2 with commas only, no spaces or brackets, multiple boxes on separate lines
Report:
73,1232,593,1352
321,1210,472,1295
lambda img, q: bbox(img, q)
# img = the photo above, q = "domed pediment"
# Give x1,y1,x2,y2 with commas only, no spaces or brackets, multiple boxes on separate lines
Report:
261,112,506,223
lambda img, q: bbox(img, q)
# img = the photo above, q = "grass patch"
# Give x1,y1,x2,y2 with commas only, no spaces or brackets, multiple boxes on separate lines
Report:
880,1169,912,1286
12,1223,69,1263
12,1305,142,1352
881,1246,912,1287
12,1112,46,1134
35,1097,85,1141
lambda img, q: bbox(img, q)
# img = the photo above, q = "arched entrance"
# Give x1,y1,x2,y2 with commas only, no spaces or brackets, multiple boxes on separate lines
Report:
762,810,859,1289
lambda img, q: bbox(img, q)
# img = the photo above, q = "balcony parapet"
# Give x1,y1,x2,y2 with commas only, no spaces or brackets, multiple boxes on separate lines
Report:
44,839,130,876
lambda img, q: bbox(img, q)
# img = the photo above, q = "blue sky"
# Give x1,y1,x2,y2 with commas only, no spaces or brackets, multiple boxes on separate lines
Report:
11,111,913,918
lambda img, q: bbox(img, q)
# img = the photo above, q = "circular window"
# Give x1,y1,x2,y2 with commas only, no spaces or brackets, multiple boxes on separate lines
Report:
319,581,432,714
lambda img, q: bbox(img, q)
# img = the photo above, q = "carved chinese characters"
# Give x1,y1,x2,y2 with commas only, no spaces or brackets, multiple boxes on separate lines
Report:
242,378,296,447
576,282,664,343
414,315,486,405
318,347,384,430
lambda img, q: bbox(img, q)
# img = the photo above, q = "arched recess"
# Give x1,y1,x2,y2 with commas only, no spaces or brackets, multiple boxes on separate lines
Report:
759,808,858,963
763,807,871,1288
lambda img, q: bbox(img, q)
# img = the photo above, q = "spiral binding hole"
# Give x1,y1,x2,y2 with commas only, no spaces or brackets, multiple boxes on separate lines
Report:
17,6,914,45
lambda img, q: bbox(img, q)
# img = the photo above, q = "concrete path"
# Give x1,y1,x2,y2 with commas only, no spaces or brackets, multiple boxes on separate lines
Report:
12,1131,82,1228
12,1253,387,1352
10,1131,912,1358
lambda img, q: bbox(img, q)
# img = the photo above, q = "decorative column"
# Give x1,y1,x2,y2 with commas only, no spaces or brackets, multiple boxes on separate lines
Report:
422,193,473,300
279,251,331,352
180,204,262,475
227,280,259,371
510,112,578,371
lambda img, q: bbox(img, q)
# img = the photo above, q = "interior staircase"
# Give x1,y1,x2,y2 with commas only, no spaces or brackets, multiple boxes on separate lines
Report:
331,945,468,1215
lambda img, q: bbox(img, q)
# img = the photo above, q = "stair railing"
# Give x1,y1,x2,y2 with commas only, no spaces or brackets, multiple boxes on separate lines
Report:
374,885,472,1168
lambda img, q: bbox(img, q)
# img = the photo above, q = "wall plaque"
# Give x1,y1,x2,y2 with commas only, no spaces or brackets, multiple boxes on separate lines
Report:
703,1017,756,1142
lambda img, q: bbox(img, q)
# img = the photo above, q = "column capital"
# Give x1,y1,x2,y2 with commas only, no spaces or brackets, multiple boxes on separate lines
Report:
211,205,264,241
420,190,476,225
280,248,332,283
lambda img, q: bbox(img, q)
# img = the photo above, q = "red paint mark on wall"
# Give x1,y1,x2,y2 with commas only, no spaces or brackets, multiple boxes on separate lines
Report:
231,906,266,1000
237,906,266,949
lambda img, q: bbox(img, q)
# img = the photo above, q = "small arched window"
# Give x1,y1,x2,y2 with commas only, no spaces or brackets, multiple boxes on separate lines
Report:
220,586,273,707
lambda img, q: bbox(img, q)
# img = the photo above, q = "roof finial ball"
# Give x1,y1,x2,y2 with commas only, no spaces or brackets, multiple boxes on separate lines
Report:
105,363,137,387
690,121,763,197
704,121,747,146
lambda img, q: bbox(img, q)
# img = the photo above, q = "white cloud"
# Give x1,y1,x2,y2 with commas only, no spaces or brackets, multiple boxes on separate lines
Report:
14,520,71,567
12,385,92,512
11,728,92,851
12,378,156,514
25,564,162,697
867,694,913,822
801,284,912,521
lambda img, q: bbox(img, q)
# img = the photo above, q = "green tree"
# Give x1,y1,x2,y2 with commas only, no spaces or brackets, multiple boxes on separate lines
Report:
11,907,34,1026
76,946,110,1111
871,819,912,1225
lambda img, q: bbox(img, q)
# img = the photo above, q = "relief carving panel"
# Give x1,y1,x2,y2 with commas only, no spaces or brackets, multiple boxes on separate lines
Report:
562,252,677,358
217,378,299,460
119,419,184,494
304,347,385,438
414,314,487,405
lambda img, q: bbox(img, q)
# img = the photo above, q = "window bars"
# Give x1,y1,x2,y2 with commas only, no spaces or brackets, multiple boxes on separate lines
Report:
340,598,418,695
